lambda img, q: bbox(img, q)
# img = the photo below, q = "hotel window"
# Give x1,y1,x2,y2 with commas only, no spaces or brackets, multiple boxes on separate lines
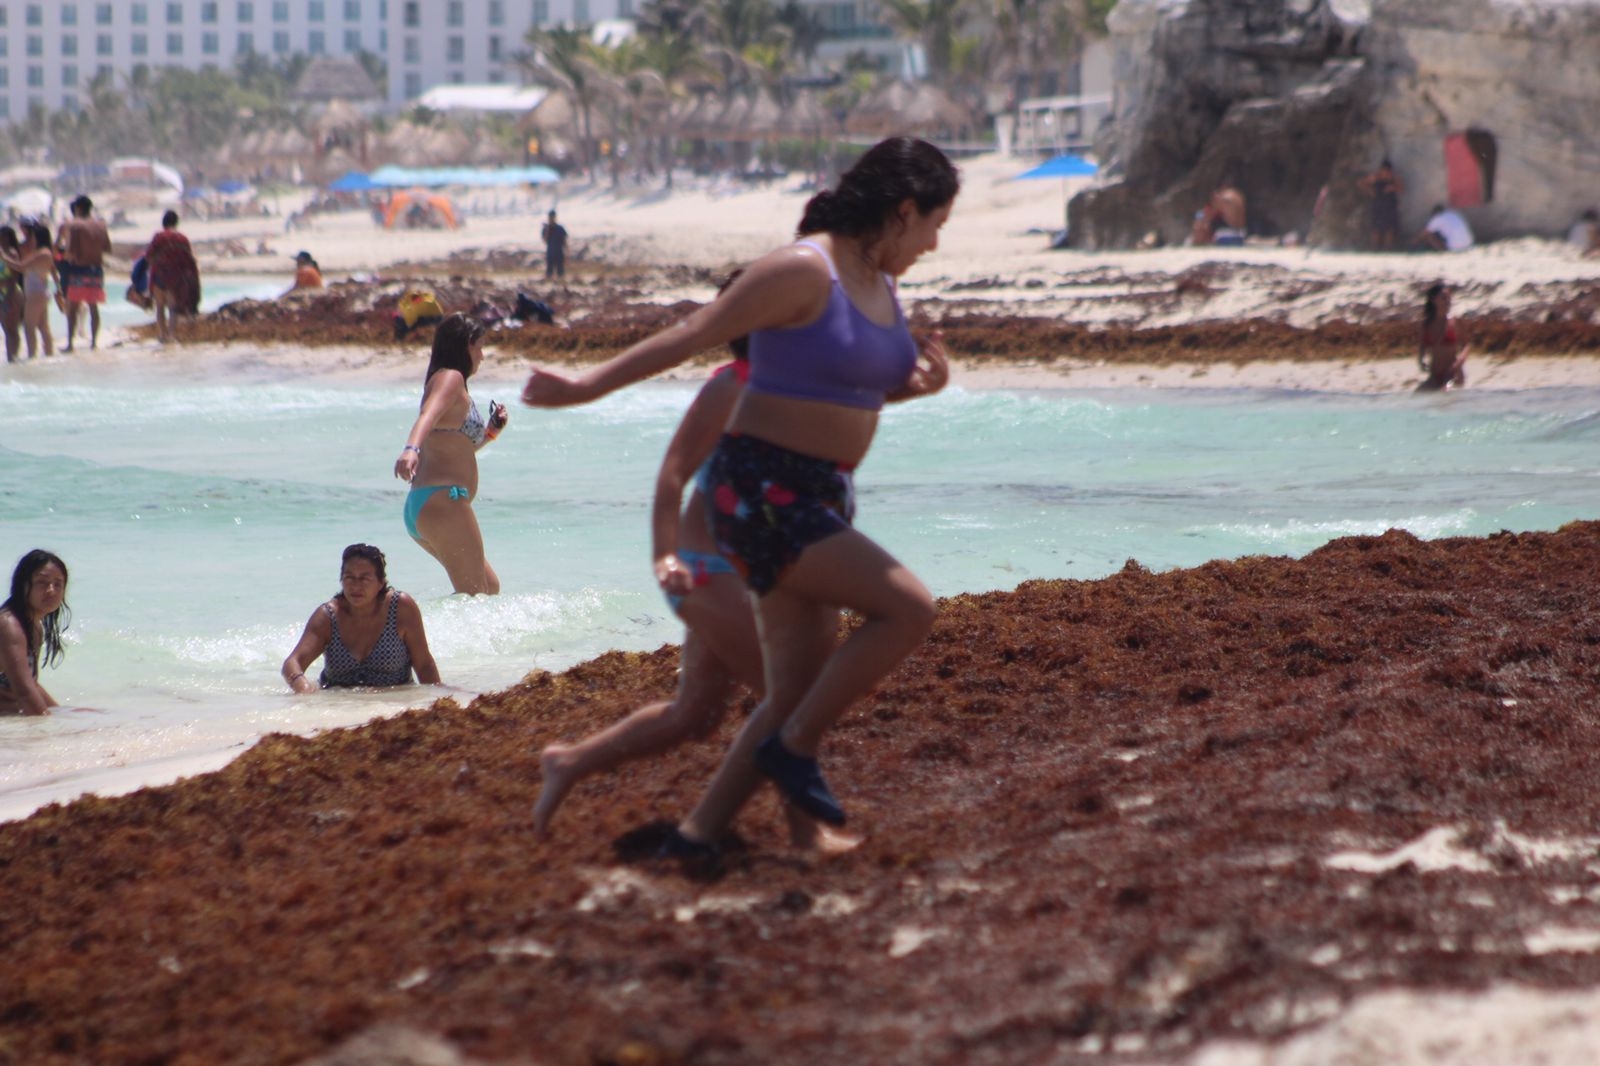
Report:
132,33,148,54
64,5,81,26
202,2,218,23
98,63,112,80
447,36,463,62
64,65,78,86
63,36,79,56
63,93,79,110
27,66,43,88
0,41,6,58
273,29,288,51
345,0,360,18
25,5,41,27
237,31,253,51
273,2,288,21
532,0,547,25
97,4,113,24
309,1,325,20
447,2,463,27
379,27,386,49
0,100,8,119
619,0,632,15
449,70,463,84
309,29,325,52
489,0,504,24
168,3,183,23
404,71,420,96
489,69,502,83
403,36,418,61
574,0,588,22
202,31,218,52
167,33,183,54
488,35,501,60
133,4,149,25
344,29,360,50
0,9,6,27
403,2,418,27
238,1,253,20
0,67,6,85
26,37,41,57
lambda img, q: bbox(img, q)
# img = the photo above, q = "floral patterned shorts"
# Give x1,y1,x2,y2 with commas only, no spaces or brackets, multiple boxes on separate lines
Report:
703,433,855,595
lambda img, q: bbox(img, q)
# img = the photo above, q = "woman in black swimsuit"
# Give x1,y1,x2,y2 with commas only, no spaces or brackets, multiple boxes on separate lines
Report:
1359,159,1405,251
281,544,441,691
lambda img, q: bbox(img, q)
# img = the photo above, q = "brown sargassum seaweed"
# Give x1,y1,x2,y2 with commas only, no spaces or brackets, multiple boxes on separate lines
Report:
6,524,1600,1064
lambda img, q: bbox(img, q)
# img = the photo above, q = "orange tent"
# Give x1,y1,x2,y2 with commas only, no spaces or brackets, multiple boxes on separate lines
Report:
382,190,460,229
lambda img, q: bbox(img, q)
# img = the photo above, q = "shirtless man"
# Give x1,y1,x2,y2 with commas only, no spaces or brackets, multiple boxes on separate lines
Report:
55,195,113,352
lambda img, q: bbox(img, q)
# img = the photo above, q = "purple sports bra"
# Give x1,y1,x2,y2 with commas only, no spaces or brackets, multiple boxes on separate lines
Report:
745,239,917,411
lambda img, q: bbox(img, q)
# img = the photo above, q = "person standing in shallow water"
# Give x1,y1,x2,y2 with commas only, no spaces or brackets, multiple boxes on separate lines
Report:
524,136,957,856
0,550,72,716
1416,283,1469,393
145,210,200,343
394,313,509,595
55,194,114,351
281,544,440,692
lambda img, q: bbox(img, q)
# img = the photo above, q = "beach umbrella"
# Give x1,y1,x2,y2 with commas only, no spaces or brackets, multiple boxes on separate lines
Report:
1016,153,1099,180
328,170,379,192
3,186,53,216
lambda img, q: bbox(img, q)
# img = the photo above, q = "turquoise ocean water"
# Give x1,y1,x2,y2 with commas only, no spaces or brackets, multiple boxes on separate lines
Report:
3,326,1599,819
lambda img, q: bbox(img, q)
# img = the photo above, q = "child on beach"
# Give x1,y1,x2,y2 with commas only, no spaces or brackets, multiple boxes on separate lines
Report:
0,550,71,716
532,275,852,852
523,136,957,856
1416,282,1469,392
281,544,441,691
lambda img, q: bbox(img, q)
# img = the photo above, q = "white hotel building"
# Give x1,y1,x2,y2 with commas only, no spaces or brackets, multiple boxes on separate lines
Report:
0,0,908,119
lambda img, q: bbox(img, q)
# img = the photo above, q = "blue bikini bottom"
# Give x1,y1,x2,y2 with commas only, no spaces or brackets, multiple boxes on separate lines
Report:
404,483,469,539
664,548,737,615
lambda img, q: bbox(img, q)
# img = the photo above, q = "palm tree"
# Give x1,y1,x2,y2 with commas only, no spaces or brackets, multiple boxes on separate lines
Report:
635,0,714,187
521,24,607,181
876,0,967,83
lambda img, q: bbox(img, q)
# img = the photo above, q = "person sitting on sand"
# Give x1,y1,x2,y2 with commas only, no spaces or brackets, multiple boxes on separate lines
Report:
1192,182,1248,246
1416,282,1469,393
1416,204,1474,252
285,250,323,295
281,544,441,692
532,274,854,854
145,210,201,343
523,136,956,858
0,550,72,716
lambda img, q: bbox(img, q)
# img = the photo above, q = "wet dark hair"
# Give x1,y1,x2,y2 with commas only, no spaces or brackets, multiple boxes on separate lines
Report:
1423,282,1448,326
0,226,16,252
3,550,70,671
425,312,487,382
24,220,49,249
337,543,389,597
717,268,749,361
162,210,180,228
1379,158,1393,170
72,195,93,216
796,136,959,244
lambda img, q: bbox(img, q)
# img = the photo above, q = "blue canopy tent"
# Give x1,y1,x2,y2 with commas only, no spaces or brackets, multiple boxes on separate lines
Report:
1015,153,1098,180
328,170,381,192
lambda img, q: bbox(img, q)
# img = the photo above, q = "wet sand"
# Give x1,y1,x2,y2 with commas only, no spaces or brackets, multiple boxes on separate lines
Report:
6,524,1600,1064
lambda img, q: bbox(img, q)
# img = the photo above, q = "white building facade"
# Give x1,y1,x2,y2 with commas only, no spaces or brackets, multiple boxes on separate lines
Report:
0,0,389,120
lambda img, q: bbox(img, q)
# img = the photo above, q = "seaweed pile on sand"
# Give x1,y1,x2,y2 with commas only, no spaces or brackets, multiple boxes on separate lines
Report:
6,523,1600,1064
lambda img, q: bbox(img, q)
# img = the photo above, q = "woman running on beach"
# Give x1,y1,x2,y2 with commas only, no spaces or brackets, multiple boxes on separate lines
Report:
0,550,72,716
1416,282,1468,392
0,221,57,358
533,278,852,851
281,543,441,692
524,136,957,854
394,313,509,595
145,210,200,344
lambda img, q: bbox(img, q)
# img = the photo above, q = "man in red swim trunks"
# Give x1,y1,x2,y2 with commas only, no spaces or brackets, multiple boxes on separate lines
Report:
55,194,113,352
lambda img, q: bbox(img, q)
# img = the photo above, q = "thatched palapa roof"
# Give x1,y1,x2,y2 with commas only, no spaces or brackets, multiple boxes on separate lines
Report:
292,55,381,104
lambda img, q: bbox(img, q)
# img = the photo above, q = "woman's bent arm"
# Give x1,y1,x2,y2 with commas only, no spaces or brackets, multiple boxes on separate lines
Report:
282,609,332,693
0,615,55,716
396,595,441,684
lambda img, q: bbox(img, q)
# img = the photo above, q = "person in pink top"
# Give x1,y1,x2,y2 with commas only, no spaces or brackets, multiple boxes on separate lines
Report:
524,137,958,860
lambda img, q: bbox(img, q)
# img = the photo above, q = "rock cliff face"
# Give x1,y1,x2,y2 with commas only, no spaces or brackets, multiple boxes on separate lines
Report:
1071,0,1600,249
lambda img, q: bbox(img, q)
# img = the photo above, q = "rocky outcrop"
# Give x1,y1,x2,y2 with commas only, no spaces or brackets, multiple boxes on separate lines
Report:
1071,0,1600,249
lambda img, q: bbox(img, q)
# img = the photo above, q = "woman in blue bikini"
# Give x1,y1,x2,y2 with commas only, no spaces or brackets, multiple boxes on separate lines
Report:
281,544,440,692
394,313,509,594
525,136,958,856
